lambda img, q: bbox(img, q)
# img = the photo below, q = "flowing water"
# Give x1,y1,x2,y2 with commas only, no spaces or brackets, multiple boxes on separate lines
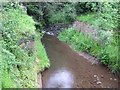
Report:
41,34,118,88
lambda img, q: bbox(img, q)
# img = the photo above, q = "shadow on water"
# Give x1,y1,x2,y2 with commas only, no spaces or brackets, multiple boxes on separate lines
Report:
41,34,118,88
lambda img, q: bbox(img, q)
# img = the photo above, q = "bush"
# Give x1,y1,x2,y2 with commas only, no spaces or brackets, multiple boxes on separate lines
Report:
77,2,119,31
26,2,77,25
26,2,44,29
47,3,76,24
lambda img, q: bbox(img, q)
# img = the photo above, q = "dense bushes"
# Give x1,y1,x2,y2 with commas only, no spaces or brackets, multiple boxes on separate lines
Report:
1,3,50,88
26,2,76,26
46,3,76,24
26,2,44,30
77,2,119,31
58,28,119,73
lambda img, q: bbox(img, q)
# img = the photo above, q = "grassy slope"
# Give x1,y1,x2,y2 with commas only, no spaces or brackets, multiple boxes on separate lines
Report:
77,13,97,25
35,33,50,71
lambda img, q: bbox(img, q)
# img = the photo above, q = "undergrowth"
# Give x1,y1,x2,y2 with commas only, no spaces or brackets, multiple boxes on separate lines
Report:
1,3,50,88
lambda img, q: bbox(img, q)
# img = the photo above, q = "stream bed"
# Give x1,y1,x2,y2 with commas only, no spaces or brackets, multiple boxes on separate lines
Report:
41,34,118,88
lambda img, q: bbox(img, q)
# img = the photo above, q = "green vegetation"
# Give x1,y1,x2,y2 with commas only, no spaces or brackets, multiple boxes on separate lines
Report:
58,2,119,73
58,28,119,73
1,3,50,88
1,1,119,88
35,34,50,71
77,3,119,31
77,13,97,25
47,3,76,24
26,2,76,26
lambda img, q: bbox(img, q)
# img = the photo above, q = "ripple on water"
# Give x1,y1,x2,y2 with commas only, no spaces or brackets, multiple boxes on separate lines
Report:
46,68,74,88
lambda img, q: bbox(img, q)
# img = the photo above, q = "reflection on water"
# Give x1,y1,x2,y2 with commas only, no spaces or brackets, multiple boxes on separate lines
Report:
46,68,74,88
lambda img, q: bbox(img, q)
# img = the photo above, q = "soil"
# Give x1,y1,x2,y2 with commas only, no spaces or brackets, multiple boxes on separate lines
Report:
41,34,119,88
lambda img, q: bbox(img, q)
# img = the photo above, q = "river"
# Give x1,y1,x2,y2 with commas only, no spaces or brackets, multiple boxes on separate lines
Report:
41,34,118,88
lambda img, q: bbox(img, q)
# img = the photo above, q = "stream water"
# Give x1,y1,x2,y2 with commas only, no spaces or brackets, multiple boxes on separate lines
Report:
41,34,118,88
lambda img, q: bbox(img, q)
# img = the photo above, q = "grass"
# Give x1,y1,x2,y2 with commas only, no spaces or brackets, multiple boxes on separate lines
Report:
58,27,119,73
77,13,117,31
35,33,50,71
77,13,97,25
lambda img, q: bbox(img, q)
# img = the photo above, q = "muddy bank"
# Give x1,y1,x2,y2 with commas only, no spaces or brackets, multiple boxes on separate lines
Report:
41,35,118,88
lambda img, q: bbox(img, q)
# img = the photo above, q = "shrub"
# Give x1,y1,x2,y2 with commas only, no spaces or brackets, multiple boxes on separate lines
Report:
41,2,76,24
25,2,76,26
77,2,119,31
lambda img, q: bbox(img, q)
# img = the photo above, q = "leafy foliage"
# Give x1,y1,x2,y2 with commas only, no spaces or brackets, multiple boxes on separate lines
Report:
26,2,44,30
77,2,119,31
26,2,77,26
1,3,50,88
47,3,76,24
96,2,119,31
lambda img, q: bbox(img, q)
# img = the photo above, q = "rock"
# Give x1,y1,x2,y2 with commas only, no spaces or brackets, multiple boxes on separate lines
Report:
94,75,97,78
91,62,96,65
114,78,117,81
96,81,102,85
97,77,99,81
110,78,112,80
94,80,97,82
77,84,79,87
101,75,104,78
